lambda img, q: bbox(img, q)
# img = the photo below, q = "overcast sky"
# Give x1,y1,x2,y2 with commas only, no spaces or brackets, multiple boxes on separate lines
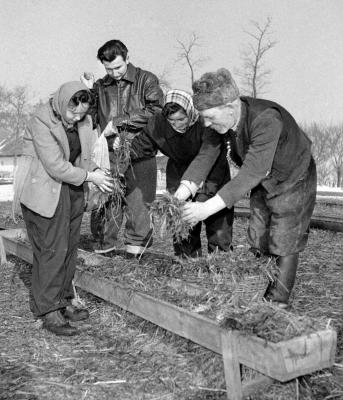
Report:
0,0,342,124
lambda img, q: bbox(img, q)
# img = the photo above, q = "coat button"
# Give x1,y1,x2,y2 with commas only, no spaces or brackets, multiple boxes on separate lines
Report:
52,188,57,193
31,178,36,183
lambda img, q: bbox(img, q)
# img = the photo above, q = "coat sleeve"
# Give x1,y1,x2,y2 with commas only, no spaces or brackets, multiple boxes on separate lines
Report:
29,117,87,186
181,128,223,186
113,73,163,131
217,109,283,208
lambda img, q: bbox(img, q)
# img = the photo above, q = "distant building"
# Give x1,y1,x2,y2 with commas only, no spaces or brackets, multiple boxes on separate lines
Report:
0,155,16,180
0,128,23,182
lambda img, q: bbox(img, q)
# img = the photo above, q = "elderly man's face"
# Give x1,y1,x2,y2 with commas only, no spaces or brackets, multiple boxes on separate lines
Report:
199,105,235,134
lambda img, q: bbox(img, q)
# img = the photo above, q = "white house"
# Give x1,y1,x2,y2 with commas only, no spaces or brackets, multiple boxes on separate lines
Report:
0,155,16,180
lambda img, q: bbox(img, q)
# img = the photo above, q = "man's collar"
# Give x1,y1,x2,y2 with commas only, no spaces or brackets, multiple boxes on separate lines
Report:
101,62,136,85
123,62,136,83
232,99,246,136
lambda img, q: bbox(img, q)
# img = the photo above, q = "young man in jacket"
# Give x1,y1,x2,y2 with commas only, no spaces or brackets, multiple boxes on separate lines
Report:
177,68,317,308
82,39,163,257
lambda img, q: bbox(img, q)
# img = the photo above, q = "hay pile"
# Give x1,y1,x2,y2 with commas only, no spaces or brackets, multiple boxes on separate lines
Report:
217,301,329,342
77,246,332,343
149,192,195,242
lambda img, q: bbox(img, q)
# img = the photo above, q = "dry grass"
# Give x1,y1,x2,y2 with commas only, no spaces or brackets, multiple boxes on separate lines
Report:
0,201,343,399
149,192,195,242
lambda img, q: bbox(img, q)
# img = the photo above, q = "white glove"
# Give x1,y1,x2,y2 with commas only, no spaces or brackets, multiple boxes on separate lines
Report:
102,121,118,137
174,183,192,201
112,136,120,151
80,72,95,89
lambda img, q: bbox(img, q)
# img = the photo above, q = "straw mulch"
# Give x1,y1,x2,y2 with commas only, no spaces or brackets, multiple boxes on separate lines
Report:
0,201,343,399
149,192,195,242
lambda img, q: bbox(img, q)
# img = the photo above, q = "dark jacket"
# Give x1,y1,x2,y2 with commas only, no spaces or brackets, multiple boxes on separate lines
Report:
92,63,163,133
130,112,230,194
183,96,313,208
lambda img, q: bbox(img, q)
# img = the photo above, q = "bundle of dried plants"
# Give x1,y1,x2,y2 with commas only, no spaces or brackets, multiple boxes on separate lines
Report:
149,192,195,242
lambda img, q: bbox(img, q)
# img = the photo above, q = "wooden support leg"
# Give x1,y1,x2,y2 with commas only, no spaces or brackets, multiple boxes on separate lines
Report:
0,236,7,265
221,331,243,400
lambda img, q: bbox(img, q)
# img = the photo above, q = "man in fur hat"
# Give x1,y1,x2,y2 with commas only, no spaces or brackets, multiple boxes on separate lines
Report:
176,68,317,308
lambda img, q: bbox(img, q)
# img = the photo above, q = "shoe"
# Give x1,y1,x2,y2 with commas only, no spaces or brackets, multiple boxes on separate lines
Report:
42,310,78,336
93,243,116,254
63,304,89,322
125,252,144,260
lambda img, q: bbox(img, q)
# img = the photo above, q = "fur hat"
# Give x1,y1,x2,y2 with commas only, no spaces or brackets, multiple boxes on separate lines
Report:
192,68,240,111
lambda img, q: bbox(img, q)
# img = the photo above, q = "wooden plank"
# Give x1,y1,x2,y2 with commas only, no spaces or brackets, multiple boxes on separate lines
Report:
0,228,32,264
74,268,223,353
0,228,337,383
310,216,343,232
234,207,343,232
234,330,336,382
221,331,243,400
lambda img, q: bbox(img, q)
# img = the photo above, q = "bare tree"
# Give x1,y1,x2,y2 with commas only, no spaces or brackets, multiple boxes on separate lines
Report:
8,86,29,165
236,17,277,97
326,124,343,187
0,85,30,163
156,67,172,95
175,32,208,86
303,122,332,185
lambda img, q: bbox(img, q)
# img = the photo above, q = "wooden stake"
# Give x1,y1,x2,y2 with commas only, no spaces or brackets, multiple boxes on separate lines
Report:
221,331,243,400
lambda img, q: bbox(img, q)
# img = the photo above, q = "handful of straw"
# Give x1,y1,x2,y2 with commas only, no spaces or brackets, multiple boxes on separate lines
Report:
93,129,131,216
149,192,195,242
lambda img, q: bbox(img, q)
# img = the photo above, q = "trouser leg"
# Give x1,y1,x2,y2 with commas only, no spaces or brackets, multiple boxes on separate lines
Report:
173,222,202,258
124,157,156,254
90,199,122,249
21,184,83,317
205,206,234,253
62,185,84,300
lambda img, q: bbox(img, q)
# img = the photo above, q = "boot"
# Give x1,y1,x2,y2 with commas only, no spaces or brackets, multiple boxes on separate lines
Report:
63,304,89,322
42,310,78,336
265,253,299,307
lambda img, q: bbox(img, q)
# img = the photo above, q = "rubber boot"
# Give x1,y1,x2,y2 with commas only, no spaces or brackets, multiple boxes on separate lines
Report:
266,253,299,307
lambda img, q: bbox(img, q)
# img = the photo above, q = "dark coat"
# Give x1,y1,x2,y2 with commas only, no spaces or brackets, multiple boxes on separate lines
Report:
183,96,313,208
130,112,230,194
92,63,164,133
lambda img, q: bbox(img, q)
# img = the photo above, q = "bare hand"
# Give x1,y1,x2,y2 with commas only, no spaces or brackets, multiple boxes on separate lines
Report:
89,169,114,193
182,202,210,224
80,72,95,89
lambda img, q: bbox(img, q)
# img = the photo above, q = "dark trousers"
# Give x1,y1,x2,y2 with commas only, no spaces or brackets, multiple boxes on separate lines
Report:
248,158,317,256
91,157,157,248
21,184,84,317
173,193,234,258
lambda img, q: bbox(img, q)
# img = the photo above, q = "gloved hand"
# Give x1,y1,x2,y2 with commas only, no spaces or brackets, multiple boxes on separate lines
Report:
102,121,118,138
174,184,192,201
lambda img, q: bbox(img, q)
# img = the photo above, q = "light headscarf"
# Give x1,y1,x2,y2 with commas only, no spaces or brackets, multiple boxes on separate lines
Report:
51,81,90,128
163,89,199,133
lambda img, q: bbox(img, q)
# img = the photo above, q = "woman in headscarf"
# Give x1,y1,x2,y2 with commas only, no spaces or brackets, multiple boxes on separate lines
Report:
14,81,113,336
129,89,234,258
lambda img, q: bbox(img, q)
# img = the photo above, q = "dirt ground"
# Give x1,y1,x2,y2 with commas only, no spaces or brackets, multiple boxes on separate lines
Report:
0,201,343,400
